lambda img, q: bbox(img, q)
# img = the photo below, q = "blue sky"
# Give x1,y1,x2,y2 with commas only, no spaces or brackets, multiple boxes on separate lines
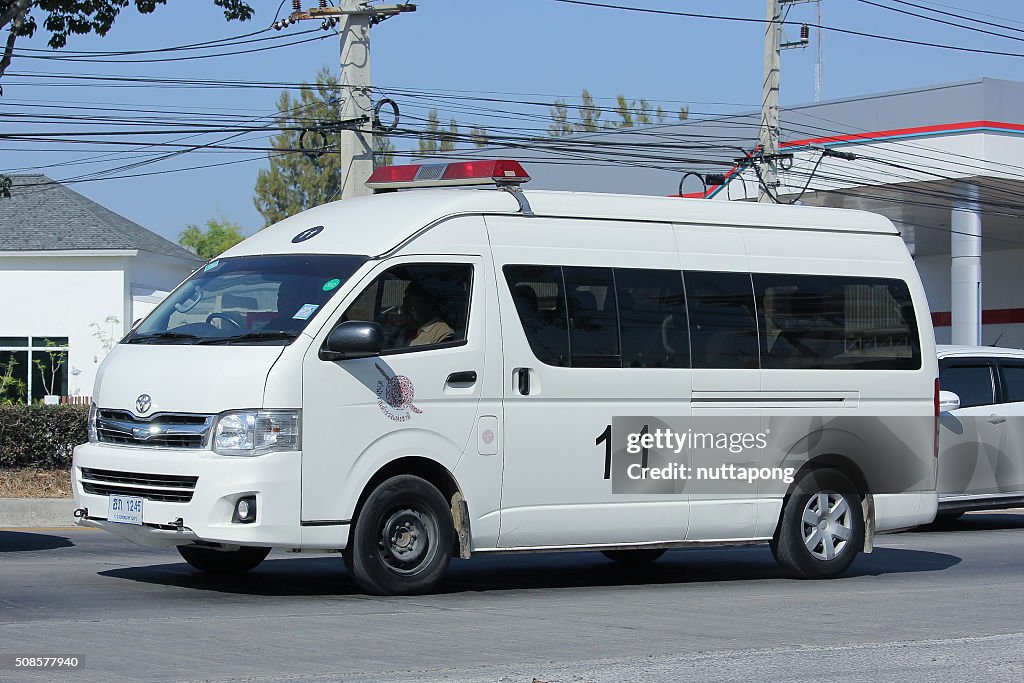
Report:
3,0,1024,244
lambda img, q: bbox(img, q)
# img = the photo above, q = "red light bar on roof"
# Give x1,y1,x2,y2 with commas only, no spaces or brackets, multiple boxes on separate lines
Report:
366,159,530,190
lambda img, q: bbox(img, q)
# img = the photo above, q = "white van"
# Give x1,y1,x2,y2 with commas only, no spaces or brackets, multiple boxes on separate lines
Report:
72,160,939,594
937,344,1024,518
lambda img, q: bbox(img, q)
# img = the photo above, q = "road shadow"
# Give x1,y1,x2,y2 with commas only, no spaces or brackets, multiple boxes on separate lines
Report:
97,544,959,597
0,530,75,553
914,511,1024,534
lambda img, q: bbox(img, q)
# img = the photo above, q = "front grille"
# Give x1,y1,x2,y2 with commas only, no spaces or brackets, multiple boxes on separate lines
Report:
96,409,213,449
80,467,198,503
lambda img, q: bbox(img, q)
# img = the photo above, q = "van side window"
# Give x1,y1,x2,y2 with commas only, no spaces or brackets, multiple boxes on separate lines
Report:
685,271,759,369
616,268,689,368
341,263,472,352
564,267,620,368
1000,362,1024,403
504,266,691,369
940,363,995,408
755,274,921,370
503,265,570,366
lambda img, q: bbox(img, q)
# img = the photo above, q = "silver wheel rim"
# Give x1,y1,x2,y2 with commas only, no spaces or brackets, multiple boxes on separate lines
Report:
378,508,436,574
801,491,853,561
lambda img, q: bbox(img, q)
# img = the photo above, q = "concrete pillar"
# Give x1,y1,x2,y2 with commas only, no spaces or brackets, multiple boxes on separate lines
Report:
950,184,982,346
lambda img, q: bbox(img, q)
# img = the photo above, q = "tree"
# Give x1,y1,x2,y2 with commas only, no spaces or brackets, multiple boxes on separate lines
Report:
548,88,689,137
0,354,26,405
254,66,344,227
32,338,65,398
179,218,245,259
0,1,253,82
374,133,395,167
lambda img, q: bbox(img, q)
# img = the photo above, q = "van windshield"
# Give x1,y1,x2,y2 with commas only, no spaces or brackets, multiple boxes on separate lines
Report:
127,254,367,345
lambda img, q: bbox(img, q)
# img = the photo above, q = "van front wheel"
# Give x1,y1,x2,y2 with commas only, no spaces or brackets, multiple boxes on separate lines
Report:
772,469,864,579
344,475,456,595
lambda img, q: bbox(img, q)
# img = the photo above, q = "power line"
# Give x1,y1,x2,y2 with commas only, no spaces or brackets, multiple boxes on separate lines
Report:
552,0,1024,58
854,0,1024,43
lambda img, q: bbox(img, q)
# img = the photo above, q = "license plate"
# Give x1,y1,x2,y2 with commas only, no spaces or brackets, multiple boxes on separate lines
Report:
108,495,144,525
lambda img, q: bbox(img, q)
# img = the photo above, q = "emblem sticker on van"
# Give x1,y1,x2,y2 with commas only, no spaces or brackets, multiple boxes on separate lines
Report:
291,225,324,243
375,363,422,421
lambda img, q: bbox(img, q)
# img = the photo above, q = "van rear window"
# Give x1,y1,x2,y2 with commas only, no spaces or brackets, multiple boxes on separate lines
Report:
755,274,921,370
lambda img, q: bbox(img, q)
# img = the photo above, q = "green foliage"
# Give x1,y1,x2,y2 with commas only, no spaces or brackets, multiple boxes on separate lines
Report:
549,88,689,136
31,338,65,397
0,355,26,406
254,67,345,227
413,110,486,156
374,133,395,167
0,404,88,468
0,1,253,78
179,218,246,259
89,316,121,355
415,110,441,156
469,126,489,148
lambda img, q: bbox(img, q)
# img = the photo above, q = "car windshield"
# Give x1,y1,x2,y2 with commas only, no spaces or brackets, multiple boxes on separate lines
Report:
127,254,367,345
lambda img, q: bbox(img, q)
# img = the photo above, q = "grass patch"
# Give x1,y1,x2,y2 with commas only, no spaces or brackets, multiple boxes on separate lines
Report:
0,468,72,498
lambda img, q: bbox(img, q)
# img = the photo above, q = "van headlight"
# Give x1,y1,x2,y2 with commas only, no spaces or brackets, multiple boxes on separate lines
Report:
88,403,98,443
213,410,301,456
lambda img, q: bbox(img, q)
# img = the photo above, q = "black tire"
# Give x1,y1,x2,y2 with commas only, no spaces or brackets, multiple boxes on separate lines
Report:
936,510,964,523
771,468,864,579
601,549,666,565
344,475,456,595
177,545,270,574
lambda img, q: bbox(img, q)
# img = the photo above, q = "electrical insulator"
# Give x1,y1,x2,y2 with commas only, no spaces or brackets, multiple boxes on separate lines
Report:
319,0,328,7
800,24,809,41
293,0,301,11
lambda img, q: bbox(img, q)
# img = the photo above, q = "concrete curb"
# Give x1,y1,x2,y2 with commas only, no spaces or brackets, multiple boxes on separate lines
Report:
0,498,76,528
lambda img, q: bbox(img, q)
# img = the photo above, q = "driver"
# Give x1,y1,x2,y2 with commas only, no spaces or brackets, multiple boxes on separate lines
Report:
403,283,454,347
263,278,308,332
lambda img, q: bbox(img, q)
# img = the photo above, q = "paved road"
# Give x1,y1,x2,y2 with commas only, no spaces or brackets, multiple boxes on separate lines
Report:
1,513,1023,682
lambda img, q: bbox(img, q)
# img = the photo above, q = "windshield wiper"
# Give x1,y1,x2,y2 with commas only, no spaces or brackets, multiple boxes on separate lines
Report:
126,331,203,344
196,331,299,345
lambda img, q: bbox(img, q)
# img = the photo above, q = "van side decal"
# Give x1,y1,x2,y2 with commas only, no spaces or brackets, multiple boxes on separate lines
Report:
375,362,422,421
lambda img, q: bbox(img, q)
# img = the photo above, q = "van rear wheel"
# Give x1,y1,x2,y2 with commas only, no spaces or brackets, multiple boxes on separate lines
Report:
344,475,456,595
772,469,864,579
601,549,666,565
177,545,270,574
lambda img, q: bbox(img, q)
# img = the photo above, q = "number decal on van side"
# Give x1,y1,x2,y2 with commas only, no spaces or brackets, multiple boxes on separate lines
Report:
596,423,650,480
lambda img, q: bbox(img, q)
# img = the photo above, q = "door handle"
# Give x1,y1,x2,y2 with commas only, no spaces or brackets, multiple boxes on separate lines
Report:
446,371,477,386
515,367,531,396
988,414,1007,424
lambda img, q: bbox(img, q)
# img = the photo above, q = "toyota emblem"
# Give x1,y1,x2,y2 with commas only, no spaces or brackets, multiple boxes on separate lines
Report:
136,394,152,414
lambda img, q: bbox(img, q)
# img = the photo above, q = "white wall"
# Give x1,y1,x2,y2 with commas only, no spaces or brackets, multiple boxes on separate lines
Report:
916,248,1024,349
129,252,199,326
0,254,128,398
0,251,198,399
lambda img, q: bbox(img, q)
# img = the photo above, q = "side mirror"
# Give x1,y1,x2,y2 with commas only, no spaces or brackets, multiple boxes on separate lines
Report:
320,321,384,361
939,390,960,412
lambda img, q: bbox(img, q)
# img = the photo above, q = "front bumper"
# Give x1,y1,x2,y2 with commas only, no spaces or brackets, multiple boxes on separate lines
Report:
72,442,303,548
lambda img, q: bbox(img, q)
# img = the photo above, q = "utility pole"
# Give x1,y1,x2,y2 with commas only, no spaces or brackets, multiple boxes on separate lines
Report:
275,2,415,200
758,0,812,202
337,0,372,200
758,0,782,203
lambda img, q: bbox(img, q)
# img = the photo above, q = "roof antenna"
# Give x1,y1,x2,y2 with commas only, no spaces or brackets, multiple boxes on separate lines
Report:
989,331,1005,347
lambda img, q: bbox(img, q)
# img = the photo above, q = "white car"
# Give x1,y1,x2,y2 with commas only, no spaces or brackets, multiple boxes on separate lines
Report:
938,345,1024,518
